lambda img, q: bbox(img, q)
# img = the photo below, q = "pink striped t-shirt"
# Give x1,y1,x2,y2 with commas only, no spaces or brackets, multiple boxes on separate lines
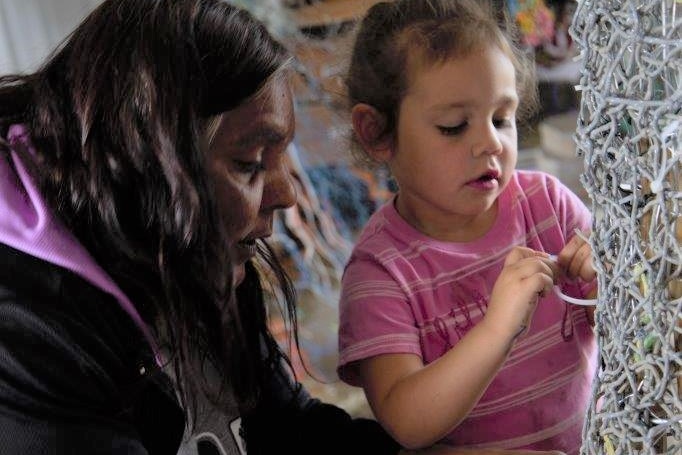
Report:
338,170,596,454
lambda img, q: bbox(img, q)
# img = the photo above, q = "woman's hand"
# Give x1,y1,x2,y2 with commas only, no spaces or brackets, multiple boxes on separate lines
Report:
483,246,557,341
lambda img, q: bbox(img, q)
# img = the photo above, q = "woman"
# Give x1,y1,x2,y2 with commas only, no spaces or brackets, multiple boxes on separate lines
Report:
0,1,396,453
0,0,566,454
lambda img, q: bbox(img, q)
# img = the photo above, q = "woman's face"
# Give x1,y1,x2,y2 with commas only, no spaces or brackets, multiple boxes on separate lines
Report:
207,76,296,286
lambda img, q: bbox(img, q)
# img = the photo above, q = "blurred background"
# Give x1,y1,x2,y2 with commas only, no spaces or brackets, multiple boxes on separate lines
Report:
0,0,586,418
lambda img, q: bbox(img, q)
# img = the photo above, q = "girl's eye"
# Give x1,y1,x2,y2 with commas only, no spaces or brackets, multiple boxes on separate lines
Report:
437,123,467,136
234,160,265,176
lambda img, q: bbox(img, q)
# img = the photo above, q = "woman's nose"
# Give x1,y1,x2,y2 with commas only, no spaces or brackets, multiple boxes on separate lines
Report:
472,122,503,157
262,159,297,212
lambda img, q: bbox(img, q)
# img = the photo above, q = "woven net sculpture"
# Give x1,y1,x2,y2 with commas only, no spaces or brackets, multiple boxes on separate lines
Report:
571,1,682,453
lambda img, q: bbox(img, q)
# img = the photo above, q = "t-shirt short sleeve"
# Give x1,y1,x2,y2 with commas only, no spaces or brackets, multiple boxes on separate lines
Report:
337,255,421,386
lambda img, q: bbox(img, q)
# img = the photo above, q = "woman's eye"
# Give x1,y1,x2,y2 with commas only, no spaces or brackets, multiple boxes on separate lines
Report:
437,123,467,136
234,160,265,176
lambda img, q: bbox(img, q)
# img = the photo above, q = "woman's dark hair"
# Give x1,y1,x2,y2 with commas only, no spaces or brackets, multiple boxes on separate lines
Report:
345,0,538,167
0,0,293,419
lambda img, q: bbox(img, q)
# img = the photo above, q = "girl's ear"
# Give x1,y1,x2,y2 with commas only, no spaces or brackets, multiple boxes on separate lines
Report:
351,103,393,162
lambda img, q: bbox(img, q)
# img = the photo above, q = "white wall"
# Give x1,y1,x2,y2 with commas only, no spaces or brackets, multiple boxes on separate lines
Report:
0,0,102,73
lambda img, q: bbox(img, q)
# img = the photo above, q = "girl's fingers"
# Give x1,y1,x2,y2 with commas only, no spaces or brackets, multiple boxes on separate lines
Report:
512,257,557,282
558,232,596,280
528,272,555,297
578,254,596,281
558,234,583,266
503,246,540,266
538,256,560,281
567,242,593,280
501,260,555,300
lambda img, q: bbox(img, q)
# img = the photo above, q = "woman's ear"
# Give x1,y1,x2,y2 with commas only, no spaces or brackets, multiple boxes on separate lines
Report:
351,103,393,162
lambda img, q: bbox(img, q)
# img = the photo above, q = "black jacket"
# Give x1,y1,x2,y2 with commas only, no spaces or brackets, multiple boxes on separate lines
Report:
0,242,399,454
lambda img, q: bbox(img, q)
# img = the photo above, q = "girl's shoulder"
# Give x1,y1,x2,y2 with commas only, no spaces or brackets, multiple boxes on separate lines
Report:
513,169,564,191
510,170,591,232
352,197,409,251
511,169,577,203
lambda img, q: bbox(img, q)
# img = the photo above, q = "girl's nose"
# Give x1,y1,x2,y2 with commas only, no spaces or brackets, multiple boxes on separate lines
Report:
472,122,503,157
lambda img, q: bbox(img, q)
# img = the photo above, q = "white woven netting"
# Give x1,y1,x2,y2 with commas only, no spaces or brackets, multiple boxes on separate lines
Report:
571,1,682,453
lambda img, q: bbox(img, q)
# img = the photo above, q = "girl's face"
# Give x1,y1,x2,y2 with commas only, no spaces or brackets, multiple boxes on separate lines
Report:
390,45,518,242
207,76,296,286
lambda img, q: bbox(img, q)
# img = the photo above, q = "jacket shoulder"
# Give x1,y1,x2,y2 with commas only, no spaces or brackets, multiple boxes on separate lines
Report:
0,243,183,454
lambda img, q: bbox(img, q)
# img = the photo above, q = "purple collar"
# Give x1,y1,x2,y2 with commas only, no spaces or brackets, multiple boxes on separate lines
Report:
0,124,159,361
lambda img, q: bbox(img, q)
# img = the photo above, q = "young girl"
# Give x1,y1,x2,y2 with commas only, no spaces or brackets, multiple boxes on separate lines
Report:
337,1,597,454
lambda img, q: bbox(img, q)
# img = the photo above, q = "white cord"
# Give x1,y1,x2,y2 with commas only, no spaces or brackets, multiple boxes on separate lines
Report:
553,286,598,306
547,254,598,306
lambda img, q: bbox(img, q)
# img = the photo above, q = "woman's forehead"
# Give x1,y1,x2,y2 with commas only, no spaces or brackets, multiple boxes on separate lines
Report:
212,78,295,148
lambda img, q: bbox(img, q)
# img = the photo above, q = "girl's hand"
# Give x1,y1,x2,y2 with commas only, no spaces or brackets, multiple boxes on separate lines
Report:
483,247,557,341
557,232,595,283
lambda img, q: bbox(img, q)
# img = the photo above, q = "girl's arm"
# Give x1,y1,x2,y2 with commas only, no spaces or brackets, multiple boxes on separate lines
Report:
404,447,566,455
357,247,557,449
243,352,568,455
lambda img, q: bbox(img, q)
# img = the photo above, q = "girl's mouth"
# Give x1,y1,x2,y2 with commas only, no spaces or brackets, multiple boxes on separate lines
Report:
467,172,500,190
478,173,497,182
